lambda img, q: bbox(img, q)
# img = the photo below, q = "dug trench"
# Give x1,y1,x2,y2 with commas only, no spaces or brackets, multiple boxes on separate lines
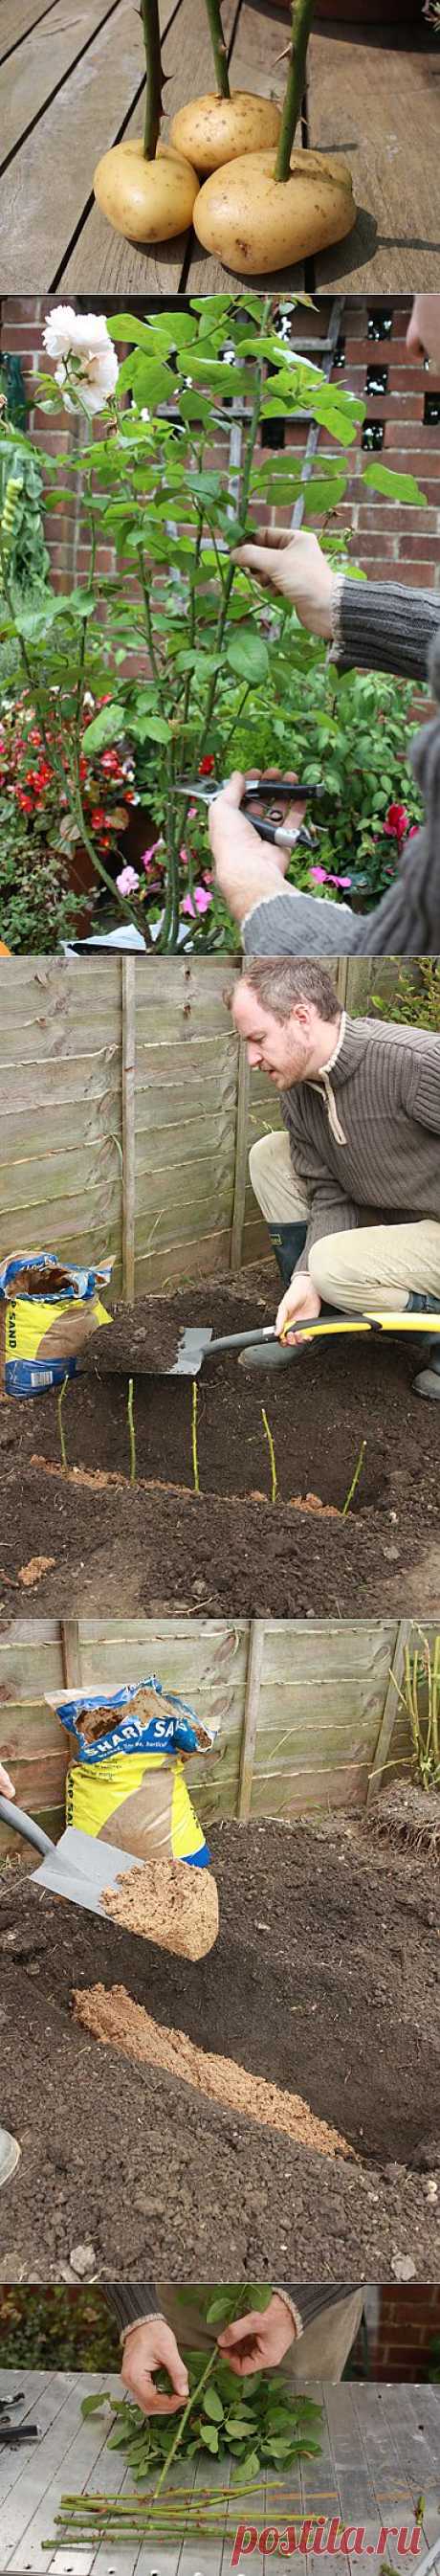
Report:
0,1278,439,1616
0,1819,439,2277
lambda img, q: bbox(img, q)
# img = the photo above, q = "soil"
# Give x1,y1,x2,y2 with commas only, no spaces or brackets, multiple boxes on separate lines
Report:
0,1816,439,2279
101,1857,220,1959
1,1275,440,1618
73,1981,352,2158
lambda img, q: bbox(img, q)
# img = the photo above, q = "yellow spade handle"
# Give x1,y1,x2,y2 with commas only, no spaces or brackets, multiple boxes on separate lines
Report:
280,1310,440,1345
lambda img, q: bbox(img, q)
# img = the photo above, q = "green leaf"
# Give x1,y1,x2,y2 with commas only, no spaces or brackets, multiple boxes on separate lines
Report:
206,2294,237,2327
198,2423,220,2453
203,2386,225,2422
362,460,428,506
107,313,154,348
179,391,212,425
303,475,346,513
140,714,170,744
226,629,270,684
80,2392,108,2419
119,357,177,408
81,703,125,752
265,2437,297,2461
225,2415,257,2436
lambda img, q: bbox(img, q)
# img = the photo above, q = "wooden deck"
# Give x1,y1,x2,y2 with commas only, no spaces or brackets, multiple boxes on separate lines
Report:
1,2374,440,2576
1,0,440,297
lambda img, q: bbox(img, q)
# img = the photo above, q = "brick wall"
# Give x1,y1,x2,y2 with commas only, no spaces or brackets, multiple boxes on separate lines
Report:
1,294,440,595
352,2289,440,2381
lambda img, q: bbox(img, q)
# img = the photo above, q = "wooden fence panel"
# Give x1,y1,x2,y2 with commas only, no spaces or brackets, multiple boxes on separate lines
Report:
0,956,413,1298
0,1617,434,1846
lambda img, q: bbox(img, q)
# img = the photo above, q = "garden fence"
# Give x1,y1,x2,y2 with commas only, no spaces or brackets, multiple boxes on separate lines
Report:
0,956,405,1296
0,1615,430,1845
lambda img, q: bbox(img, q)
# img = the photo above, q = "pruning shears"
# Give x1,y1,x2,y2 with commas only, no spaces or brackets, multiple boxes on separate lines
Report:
174,774,324,851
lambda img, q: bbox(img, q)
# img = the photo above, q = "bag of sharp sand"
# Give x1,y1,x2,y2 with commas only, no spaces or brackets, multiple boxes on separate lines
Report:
0,1250,113,1396
46,1678,220,1955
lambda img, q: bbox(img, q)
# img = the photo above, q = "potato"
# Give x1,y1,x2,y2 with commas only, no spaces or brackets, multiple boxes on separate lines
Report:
193,146,356,274
93,138,199,243
169,91,281,175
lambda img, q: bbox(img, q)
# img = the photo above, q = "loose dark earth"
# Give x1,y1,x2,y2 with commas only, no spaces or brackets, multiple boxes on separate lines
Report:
1,1276,439,1616
0,1818,439,2279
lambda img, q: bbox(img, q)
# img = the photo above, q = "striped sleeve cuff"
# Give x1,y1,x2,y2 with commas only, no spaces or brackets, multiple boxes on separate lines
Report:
104,2287,160,2339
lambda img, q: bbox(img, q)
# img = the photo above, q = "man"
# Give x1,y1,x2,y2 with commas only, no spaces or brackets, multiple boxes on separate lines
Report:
230,958,440,1398
209,294,440,956
104,2286,364,2412
0,1761,21,2189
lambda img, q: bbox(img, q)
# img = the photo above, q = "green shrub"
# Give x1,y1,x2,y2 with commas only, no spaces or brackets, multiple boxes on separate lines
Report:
371,957,440,1030
0,2287,120,2371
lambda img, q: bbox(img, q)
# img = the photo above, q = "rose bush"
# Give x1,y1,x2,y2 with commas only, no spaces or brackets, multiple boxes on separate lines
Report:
0,296,429,949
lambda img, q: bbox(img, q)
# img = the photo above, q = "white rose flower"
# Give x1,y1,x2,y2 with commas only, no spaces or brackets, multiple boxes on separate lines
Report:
43,306,119,414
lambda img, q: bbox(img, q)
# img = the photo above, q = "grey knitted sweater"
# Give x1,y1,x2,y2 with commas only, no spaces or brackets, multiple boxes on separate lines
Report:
279,1012,440,1267
105,2285,356,2338
243,582,440,958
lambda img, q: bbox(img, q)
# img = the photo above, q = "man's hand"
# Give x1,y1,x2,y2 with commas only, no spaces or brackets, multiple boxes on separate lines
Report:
208,770,307,926
232,529,335,639
276,1272,322,1345
218,2296,297,2375
121,2319,189,2416
0,1764,15,1799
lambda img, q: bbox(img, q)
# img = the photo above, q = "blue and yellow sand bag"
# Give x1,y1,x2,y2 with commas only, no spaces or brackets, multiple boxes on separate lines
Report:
49,1676,217,1866
0,1250,112,1396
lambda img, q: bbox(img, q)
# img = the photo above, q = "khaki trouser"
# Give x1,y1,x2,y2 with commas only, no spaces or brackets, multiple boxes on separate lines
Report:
250,1131,440,1313
155,2286,364,2382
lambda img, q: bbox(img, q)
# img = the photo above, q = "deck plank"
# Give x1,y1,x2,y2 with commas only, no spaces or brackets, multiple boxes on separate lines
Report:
0,0,121,182
307,29,440,291
0,0,67,64
0,0,170,294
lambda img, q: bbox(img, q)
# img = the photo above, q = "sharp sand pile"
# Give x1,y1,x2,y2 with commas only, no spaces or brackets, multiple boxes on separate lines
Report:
101,1857,219,1959
73,1982,354,2160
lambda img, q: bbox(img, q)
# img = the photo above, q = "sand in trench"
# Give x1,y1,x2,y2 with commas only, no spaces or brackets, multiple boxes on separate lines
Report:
101,1858,219,1959
73,1982,354,2160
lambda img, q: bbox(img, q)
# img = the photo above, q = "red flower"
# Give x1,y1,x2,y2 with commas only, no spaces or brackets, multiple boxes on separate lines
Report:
78,756,88,782
384,801,409,842
100,750,123,775
198,753,215,775
90,806,106,828
16,791,33,814
29,728,42,748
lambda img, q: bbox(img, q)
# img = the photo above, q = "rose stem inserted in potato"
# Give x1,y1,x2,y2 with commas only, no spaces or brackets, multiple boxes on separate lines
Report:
193,0,356,275
275,0,315,182
169,0,281,174
93,0,199,244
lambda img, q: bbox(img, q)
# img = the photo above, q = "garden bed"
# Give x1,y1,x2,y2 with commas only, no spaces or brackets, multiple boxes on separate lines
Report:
0,1817,438,2279
1,1277,439,1619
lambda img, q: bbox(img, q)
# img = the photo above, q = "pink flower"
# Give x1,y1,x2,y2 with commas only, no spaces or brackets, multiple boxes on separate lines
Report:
310,866,352,890
181,885,212,918
141,841,161,871
116,864,140,895
384,802,409,841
